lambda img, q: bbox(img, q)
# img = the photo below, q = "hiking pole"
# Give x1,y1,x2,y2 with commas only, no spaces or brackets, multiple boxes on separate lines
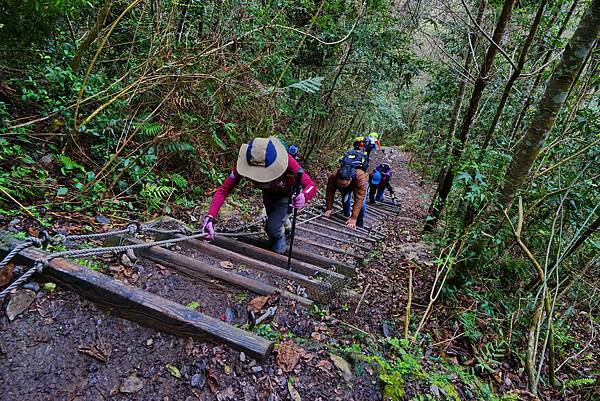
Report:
287,168,304,270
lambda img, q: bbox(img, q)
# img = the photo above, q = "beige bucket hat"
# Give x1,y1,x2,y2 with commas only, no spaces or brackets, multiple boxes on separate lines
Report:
236,136,289,183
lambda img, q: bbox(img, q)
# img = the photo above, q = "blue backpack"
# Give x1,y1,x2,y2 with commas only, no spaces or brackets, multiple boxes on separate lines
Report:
340,149,369,171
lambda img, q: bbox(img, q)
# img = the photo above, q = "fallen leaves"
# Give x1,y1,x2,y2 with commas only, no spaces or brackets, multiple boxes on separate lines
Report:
119,374,144,393
248,295,270,313
287,379,302,401
78,338,110,363
219,261,234,269
276,340,302,373
330,354,353,381
6,289,36,320
0,261,14,286
165,364,181,379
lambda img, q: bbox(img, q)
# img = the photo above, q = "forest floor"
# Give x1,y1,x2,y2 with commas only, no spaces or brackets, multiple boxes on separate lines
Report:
2,147,593,401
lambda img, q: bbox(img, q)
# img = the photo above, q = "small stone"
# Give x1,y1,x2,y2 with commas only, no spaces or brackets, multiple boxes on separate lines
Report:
248,360,256,368
119,375,144,393
22,282,40,292
251,366,263,374
109,265,122,274
39,154,54,166
146,338,154,346
6,289,36,320
190,373,205,389
239,352,246,363
95,215,111,225
330,354,353,382
126,249,138,262
121,253,133,268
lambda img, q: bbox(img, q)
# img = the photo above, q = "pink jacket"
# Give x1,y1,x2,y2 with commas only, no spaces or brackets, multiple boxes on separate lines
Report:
207,154,317,218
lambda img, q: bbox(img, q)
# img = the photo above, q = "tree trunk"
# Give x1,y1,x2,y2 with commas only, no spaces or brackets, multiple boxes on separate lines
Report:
481,0,548,150
428,0,517,226
487,0,600,234
509,0,580,141
71,0,113,71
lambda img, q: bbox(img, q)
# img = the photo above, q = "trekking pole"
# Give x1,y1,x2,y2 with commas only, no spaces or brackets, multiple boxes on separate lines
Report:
287,168,304,270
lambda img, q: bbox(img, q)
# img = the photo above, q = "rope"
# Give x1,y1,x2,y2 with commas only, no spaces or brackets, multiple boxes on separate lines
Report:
0,237,42,271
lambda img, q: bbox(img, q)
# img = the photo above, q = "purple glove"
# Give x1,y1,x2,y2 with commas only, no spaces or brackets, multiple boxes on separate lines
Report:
202,216,216,240
291,192,306,209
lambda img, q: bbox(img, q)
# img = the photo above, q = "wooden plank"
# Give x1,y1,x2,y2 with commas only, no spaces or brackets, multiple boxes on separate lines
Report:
312,214,383,239
295,236,362,259
210,236,348,279
227,236,356,277
0,238,274,360
168,235,334,293
296,226,372,250
122,237,313,307
299,219,377,241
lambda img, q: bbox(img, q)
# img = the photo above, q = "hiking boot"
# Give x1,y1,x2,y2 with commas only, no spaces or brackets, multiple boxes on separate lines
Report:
271,236,287,254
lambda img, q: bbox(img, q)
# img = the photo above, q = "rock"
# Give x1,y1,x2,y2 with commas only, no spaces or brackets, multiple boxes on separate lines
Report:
146,338,154,346
95,215,111,225
39,154,54,166
109,265,122,274
330,354,353,382
251,366,263,374
191,373,206,389
22,282,40,292
119,375,144,393
6,289,36,320
239,352,246,363
126,249,138,262
121,253,133,268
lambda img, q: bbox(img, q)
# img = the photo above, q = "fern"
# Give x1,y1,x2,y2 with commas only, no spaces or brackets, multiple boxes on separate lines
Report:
170,173,188,189
140,183,173,212
163,141,196,154
137,122,163,138
287,76,325,93
564,377,596,389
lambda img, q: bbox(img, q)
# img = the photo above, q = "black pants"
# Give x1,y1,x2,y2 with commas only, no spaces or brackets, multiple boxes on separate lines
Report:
263,193,290,242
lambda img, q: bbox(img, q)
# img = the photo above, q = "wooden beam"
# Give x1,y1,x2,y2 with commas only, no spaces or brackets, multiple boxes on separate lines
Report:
299,219,377,241
122,237,313,306
226,236,356,277
0,238,274,360
310,214,384,239
210,236,348,279
296,226,372,250
295,236,362,259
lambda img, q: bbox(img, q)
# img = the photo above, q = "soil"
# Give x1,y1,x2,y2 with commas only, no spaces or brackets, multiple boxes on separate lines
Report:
0,148,456,401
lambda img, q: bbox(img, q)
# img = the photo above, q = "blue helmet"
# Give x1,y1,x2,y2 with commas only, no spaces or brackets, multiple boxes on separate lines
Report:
288,145,299,156
371,171,382,185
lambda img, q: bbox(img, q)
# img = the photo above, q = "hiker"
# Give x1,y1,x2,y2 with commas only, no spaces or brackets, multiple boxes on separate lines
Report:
323,152,368,228
287,145,302,161
362,132,381,156
352,135,365,150
368,163,395,204
201,136,317,253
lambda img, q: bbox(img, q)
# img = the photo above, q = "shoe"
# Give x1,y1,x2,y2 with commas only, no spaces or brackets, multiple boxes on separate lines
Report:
271,236,287,254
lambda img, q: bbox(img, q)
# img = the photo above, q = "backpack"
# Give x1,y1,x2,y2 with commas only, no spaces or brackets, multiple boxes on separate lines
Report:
340,149,369,171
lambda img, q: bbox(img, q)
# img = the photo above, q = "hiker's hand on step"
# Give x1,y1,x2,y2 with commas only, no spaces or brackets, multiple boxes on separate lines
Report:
346,218,357,229
202,215,216,240
323,209,332,218
291,192,305,209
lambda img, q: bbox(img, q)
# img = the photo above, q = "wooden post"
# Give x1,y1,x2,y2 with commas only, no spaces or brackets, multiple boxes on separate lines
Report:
0,238,274,360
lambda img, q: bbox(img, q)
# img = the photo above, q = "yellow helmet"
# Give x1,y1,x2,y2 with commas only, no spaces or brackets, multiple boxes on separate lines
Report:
369,132,380,139
354,136,364,142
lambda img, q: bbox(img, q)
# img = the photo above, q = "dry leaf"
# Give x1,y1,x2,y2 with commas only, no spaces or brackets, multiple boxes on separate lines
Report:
219,261,234,269
248,295,269,313
0,261,14,286
206,368,220,393
165,364,181,379
276,341,301,373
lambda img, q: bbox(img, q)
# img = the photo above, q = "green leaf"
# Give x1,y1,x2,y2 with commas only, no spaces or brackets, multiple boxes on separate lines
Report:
165,364,181,379
56,187,68,196
43,282,57,292
186,301,200,310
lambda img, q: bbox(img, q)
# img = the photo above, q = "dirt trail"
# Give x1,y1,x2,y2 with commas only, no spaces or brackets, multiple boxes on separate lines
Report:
0,147,434,401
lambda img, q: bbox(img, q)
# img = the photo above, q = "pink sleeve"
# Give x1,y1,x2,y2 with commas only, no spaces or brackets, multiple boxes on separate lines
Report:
288,155,317,202
207,168,241,217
